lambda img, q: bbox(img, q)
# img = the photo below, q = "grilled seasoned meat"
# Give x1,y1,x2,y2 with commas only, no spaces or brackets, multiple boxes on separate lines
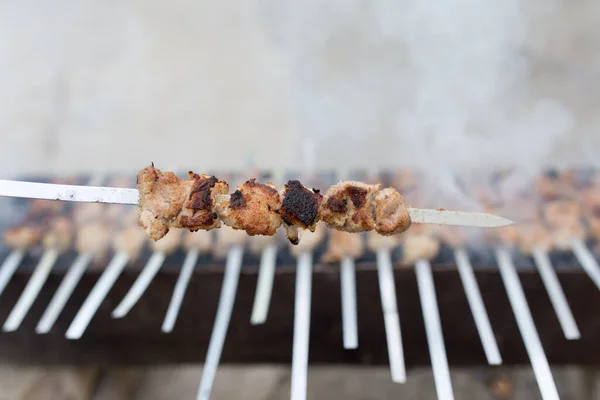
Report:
213,225,247,259
3,224,44,250
113,226,147,260
401,232,440,264
216,179,282,236
367,231,401,252
320,181,411,235
73,203,105,225
183,230,213,253
42,217,74,252
76,222,113,254
321,230,364,263
151,229,182,253
137,165,228,241
543,200,582,229
516,223,553,254
279,180,323,245
290,222,326,257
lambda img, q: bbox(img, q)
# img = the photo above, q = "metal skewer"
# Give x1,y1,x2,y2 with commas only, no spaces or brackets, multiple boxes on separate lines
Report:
0,249,25,297
111,251,166,318
290,251,313,400
340,255,359,349
415,259,454,400
495,248,560,400
570,237,600,290
162,249,199,333
196,245,244,400
532,246,580,340
0,179,514,229
65,251,130,339
3,248,59,332
250,243,278,325
375,249,406,383
454,248,502,365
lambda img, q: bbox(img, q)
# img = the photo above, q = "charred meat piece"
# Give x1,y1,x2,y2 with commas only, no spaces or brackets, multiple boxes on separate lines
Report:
320,181,411,235
137,165,228,241
42,217,74,252
321,230,364,263
216,179,282,236
3,224,44,250
279,180,323,244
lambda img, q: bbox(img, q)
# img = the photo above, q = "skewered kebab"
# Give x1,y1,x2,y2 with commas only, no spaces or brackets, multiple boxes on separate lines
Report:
0,165,514,247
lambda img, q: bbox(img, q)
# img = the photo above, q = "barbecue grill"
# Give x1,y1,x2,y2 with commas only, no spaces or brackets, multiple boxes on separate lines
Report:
0,167,598,400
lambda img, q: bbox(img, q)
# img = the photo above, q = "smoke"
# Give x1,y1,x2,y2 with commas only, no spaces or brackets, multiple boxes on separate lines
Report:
259,0,578,202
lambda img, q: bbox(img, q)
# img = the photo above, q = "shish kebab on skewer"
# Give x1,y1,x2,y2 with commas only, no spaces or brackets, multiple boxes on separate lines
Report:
0,164,514,245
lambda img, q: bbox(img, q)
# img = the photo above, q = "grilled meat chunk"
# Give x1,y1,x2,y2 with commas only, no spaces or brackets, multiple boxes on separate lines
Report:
216,179,282,236
322,230,364,263
517,223,552,254
3,224,44,250
137,165,228,241
76,222,113,255
320,182,411,235
401,232,440,264
279,180,323,244
543,200,582,229
42,217,74,252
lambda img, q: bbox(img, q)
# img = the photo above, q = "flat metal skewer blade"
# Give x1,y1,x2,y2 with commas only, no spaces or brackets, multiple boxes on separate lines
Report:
495,248,559,400
196,245,244,400
112,251,166,318
376,249,406,383
409,208,514,228
3,249,60,332
36,251,95,334
0,180,139,205
416,259,454,400
250,244,278,325
570,237,600,290
454,249,502,365
340,256,359,350
532,247,581,340
0,250,25,297
290,251,313,400
65,251,129,339
162,249,199,333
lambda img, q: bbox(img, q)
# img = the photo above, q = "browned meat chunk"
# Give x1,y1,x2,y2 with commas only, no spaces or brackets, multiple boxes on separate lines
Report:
322,230,364,263
279,180,323,244
113,226,147,260
42,217,74,252
3,224,44,249
137,165,228,241
543,200,581,229
216,179,282,236
401,233,440,264
320,182,411,235
76,222,113,254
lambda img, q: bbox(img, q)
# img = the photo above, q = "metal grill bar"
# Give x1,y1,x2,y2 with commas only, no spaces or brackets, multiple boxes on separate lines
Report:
495,248,559,400
250,244,278,325
340,256,359,350
162,249,199,333
0,250,25,297
571,238,600,290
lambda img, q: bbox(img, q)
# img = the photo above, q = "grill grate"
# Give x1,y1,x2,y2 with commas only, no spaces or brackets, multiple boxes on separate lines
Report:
0,167,598,400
